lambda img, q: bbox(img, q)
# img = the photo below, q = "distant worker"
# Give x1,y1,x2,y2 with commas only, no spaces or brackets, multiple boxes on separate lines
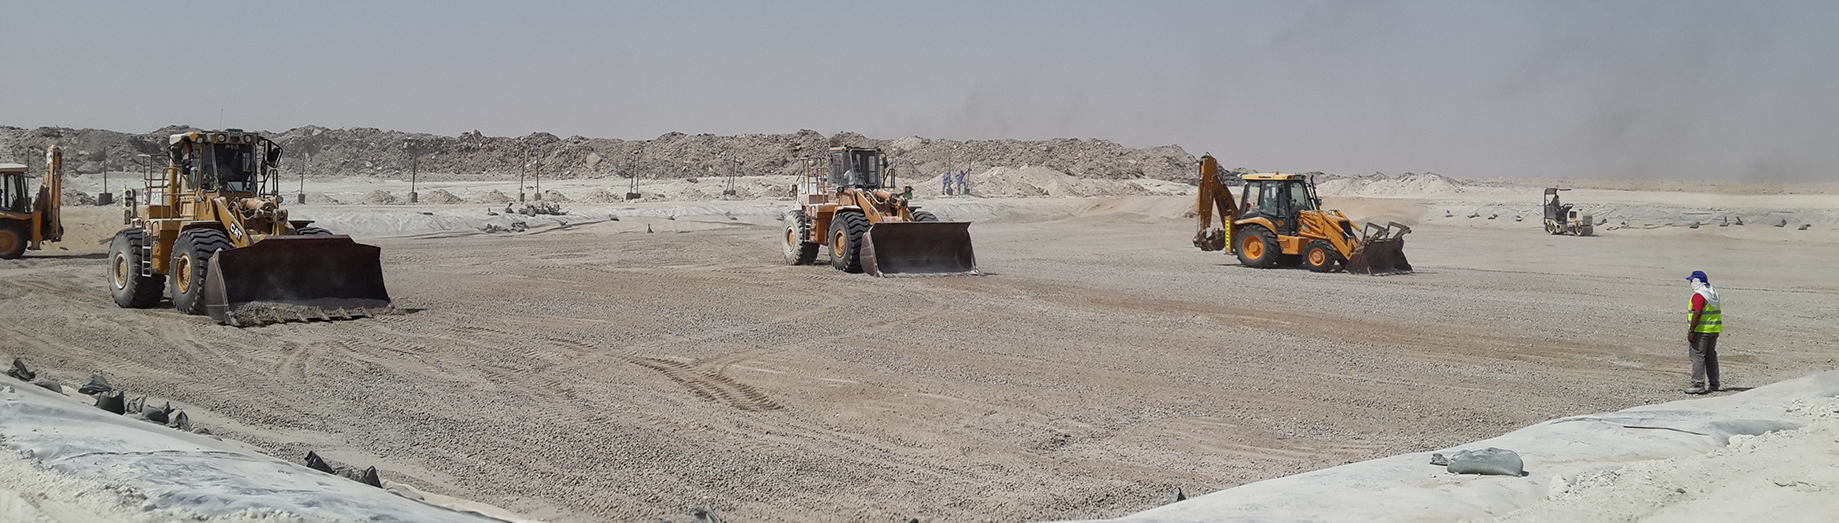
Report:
942,172,953,195
955,171,968,196
1684,270,1722,394
900,186,913,200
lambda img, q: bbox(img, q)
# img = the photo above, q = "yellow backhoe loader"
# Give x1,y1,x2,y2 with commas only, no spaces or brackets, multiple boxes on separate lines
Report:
0,147,64,259
108,129,390,325
1194,155,1411,274
783,147,975,276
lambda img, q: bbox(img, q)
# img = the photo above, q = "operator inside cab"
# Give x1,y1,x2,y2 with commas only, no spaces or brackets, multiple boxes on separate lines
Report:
830,148,882,189
175,140,258,193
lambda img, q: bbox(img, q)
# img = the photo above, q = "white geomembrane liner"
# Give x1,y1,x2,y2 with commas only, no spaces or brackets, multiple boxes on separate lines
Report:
1062,371,1839,523
0,377,513,523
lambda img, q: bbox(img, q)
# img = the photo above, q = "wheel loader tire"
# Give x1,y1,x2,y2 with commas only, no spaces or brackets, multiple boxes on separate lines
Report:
912,210,939,222
109,229,165,308
169,228,232,315
1303,240,1337,273
0,220,25,260
297,226,334,236
1234,226,1279,268
829,211,870,273
783,210,818,265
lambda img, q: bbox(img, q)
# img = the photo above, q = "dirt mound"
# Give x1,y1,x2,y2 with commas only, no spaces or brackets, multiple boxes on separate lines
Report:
1316,172,1467,197
359,190,400,205
539,190,572,203
306,193,343,205
580,187,624,203
60,189,97,206
420,189,463,204
473,190,513,204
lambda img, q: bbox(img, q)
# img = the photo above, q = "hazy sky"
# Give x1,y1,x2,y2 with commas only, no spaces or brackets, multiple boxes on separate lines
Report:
3,1,1836,180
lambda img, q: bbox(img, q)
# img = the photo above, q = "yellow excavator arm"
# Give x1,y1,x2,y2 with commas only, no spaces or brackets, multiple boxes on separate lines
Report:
1194,155,1237,251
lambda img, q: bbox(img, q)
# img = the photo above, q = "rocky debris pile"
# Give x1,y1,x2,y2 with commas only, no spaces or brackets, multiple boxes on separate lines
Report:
1,125,1199,183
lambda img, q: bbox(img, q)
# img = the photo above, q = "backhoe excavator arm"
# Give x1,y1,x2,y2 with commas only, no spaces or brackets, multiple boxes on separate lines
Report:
34,146,63,246
1194,155,1237,251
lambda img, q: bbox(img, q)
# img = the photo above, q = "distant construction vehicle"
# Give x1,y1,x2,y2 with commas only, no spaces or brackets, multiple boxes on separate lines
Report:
1194,155,1411,274
109,129,390,325
1542,188,1593,236
0,147,64,259
782,146,975,276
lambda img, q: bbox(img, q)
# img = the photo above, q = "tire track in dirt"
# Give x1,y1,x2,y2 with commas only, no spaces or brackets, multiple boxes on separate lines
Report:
627,356,782,411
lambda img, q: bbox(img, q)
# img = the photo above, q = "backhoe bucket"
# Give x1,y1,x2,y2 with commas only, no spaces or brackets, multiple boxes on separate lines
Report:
1344,222,1413,275
859,221,977,277
202,235,391,325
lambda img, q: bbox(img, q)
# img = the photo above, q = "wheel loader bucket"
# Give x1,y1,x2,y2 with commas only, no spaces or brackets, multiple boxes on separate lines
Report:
202,235,391,325
859,221,977,277
1344,222,1413,275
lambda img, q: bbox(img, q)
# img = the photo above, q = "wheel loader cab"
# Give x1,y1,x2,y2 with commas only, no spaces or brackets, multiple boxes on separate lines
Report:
175,139,265,194
828,147,885,189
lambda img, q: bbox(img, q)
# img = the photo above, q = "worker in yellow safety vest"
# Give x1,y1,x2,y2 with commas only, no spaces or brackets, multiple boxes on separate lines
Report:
1684,270,1722,394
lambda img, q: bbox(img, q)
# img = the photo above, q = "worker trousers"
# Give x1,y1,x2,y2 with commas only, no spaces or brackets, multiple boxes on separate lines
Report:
1689,333,1720,389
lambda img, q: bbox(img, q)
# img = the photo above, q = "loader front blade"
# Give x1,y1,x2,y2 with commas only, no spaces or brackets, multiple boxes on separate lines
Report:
1346,238,1411,275
1344,222,1413,275
202,235,391,325
859,221,977,277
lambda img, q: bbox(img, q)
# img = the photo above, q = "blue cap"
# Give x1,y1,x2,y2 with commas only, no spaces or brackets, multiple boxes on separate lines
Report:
1688,270,1709,283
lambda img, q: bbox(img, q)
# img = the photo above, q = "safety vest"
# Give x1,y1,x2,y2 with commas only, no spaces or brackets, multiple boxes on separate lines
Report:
1691,289,1722,334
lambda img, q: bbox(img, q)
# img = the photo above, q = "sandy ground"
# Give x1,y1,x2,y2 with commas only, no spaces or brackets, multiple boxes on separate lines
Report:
4,179,1838,522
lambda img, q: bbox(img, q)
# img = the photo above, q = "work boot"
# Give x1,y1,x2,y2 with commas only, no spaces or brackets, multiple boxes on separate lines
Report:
1684,386,1710,395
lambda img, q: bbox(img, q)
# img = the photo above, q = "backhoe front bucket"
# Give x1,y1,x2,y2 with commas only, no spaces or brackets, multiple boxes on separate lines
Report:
859,221,977,277
1344,222,1413,275
202,235,391,325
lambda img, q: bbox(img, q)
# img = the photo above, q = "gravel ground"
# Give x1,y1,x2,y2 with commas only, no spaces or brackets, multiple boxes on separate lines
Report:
3,198,1835,522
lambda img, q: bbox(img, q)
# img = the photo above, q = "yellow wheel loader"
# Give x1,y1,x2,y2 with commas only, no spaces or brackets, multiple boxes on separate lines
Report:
109,129,390,325
0,147,64,259
783,147,975,276
1194,155,1411,274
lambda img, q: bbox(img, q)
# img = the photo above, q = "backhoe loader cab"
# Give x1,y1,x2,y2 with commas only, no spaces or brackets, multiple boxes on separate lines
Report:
782,147,976,276
0,164,28,214
0,148,65,260
107,129,390,325
1239,174,1330,237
